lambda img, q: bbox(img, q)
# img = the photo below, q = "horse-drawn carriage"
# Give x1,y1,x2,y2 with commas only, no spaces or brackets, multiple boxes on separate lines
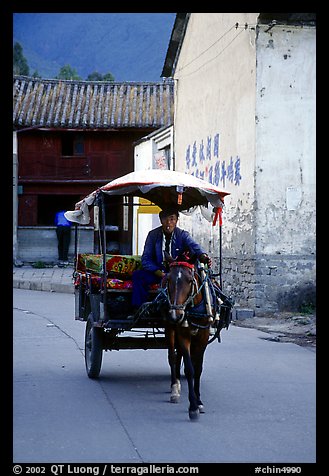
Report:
66,170,234,419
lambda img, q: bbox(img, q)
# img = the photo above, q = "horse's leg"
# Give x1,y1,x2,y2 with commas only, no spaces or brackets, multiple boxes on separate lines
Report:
178,333,199,420
166,327,181,403
191,330,209,413
175,346,182,395
169,348,181,403
191,345,206,413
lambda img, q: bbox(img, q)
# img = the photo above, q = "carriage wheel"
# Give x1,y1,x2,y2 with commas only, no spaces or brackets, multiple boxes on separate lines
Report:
85,314,103,379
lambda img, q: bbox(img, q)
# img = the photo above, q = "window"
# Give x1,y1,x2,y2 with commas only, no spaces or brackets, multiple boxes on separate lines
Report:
61,133,85,157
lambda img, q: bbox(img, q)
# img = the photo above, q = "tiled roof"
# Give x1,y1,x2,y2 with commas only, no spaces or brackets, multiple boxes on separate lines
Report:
13,76,174,130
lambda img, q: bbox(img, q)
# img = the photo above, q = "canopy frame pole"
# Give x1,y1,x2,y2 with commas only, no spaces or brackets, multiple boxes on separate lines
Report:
100,192,107,320
219,223,223,289
74,224,78,272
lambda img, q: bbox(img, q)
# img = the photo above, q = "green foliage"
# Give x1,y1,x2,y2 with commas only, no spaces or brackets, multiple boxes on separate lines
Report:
13,40,113,82
13,42,30,75
13,37,117,83
299,302,316,315
102,72,115,81
86,71,103,81
32,261,47,269
56,64,82,80
86,71,115,81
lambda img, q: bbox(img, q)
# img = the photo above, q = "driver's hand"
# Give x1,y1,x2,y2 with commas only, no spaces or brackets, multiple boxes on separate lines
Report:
199,253,212,267
154,269,165,278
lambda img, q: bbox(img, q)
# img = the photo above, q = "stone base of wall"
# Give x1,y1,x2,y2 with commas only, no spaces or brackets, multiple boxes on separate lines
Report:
216,253,316,314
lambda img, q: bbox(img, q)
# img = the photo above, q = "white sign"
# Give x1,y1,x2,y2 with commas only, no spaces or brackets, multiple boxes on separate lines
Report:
286,186,302,211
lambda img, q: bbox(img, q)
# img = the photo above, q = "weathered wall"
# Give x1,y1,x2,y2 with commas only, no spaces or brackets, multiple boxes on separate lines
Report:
172,13,316,312
254,24,316,311
13,132,18,262
255,24,316,255
133,126,174,254
173,12,259,301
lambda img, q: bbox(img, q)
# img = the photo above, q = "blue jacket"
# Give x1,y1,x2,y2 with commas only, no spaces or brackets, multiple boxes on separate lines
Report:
55,211,71,227
141,226,206,273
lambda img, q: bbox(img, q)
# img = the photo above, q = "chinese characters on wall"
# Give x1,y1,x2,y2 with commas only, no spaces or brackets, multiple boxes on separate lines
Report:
185,133,242,187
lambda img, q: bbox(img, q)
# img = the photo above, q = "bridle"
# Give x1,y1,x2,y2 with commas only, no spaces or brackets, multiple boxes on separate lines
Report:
166,261,204,324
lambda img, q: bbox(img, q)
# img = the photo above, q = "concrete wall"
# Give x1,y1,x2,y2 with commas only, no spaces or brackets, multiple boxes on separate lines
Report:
253,23,316,311
133,126,173,254
13,132,18,263
172,13,316,312
173,12,259,296
255,24,316,255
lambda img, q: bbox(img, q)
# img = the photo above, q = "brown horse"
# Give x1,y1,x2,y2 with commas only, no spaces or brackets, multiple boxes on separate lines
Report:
163,255,214,420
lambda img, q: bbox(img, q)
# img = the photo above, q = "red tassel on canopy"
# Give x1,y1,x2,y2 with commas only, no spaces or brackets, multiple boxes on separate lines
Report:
212,207,222,226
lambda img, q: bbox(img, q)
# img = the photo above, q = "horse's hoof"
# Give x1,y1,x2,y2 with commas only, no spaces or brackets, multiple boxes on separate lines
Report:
170,383,180,403
188,409,200,420
198,404,205,413
170,395,180,403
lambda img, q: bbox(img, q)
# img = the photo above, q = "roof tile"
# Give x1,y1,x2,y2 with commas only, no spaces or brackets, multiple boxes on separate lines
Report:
13,76,174,129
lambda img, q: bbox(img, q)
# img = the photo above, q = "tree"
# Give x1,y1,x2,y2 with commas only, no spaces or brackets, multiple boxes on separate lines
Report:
86,71,103,81
56,65,82,80
86,71,115,81
102,72,115,82
13,42,30,76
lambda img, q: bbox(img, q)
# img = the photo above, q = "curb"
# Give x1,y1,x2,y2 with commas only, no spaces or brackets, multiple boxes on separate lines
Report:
13,278,75,294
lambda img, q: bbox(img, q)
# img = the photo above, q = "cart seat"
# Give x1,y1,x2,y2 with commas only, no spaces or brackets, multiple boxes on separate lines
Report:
77,253,142,278
75,253,160,292
74,273,160,291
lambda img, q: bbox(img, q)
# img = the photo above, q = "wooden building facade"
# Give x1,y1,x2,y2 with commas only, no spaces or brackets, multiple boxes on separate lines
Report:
13,76,174,261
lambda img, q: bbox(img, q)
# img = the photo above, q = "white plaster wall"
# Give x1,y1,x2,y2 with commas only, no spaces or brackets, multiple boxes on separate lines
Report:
134,140,153,171
255,25,316,256
13,132,18,261
173,13,259,257
170,13,316,310
133,129,173,255
133,140,153,254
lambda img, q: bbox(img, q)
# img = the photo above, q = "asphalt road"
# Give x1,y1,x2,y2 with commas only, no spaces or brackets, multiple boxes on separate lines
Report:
13,289,316,464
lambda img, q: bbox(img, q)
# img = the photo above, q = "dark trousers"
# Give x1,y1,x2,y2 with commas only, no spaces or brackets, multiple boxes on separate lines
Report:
132,269,162,307
56,226,71,261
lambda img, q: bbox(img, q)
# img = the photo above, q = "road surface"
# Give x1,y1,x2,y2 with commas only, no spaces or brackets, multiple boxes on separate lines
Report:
13,289,316,464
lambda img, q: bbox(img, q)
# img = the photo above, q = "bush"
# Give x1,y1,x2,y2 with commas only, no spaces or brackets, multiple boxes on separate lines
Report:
299,302,316,315
32,261,47,269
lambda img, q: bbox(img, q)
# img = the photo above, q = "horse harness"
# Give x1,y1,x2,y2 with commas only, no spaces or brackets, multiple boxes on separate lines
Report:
164,261,215,331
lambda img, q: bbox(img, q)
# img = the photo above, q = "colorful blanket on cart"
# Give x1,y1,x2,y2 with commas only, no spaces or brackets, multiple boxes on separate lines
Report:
77,253,142,277
75,253,148,290
74,273,134,289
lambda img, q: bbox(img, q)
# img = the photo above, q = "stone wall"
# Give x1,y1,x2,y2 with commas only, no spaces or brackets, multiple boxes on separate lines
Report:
220,254,316,314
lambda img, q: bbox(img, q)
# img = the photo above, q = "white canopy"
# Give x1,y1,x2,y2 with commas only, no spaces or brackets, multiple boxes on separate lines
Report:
65,169,230,225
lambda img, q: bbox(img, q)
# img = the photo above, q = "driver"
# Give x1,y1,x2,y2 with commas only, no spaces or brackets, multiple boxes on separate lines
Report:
131,207,211,308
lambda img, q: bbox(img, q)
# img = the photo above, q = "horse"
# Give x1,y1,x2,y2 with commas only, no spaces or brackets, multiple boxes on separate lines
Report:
162,253,216,420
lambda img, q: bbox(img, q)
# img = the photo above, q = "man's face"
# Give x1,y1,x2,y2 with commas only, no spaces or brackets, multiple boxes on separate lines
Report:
160,214,178,235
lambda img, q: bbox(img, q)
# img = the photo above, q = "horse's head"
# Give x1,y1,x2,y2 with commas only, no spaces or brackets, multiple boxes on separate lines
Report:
165,255,197,324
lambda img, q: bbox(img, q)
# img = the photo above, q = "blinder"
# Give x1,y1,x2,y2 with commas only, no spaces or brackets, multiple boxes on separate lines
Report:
166,261,199,324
